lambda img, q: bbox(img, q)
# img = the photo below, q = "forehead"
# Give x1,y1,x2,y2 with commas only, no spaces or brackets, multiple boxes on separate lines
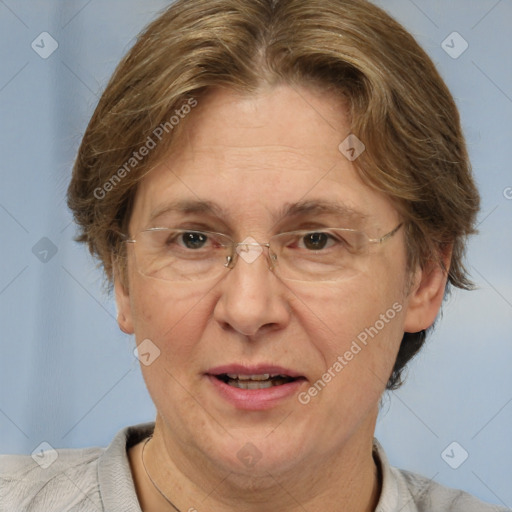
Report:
130,85,398,233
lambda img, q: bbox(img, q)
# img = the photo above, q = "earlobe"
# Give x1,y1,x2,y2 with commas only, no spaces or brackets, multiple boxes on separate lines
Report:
403,250,451,333
113,268,134,335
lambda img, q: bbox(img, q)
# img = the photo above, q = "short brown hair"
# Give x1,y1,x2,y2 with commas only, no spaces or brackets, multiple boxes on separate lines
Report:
67,0,480,389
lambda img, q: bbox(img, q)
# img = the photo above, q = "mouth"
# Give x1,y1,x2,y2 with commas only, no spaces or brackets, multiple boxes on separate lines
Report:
205,364,306,410
214,373,298,389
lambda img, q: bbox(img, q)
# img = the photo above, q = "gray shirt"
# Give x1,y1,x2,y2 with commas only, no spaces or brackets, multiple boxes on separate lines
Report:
0,423,508,511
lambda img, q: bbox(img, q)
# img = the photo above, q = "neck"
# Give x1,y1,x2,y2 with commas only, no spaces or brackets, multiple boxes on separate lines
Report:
129,415,381,512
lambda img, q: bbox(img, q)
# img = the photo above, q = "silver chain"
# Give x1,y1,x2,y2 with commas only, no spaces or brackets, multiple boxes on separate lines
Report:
141,436,182,512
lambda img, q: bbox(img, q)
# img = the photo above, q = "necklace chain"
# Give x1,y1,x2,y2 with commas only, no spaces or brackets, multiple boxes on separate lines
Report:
141,436,182,512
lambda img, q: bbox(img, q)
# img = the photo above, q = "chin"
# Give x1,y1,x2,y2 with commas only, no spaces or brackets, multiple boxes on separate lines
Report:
198,422,313,479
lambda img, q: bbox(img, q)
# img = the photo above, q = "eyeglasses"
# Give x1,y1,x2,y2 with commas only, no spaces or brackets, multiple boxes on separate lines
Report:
124,223,403,282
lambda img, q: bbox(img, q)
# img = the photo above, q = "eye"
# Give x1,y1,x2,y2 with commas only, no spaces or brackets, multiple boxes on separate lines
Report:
299,232,335,251
175,231,209,250
183,231,207,249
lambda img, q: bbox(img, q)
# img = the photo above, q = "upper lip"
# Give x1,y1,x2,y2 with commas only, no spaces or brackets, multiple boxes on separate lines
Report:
207,364,305,379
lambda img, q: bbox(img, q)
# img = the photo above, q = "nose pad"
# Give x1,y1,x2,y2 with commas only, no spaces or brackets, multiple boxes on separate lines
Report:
268,250,278,272
224,255,234,268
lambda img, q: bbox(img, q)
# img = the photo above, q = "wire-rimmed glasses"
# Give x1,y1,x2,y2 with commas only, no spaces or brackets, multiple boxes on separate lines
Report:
124,223,403,282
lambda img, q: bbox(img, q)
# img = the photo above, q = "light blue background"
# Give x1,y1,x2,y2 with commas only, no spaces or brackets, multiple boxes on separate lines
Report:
0,0,511,508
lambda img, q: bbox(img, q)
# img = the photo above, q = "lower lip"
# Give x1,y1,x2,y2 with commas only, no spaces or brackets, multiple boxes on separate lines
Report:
206,375,305,410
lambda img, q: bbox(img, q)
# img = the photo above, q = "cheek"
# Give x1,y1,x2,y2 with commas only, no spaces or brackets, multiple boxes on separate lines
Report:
129,279,215,418
298,272,404,349
296,270,407,399
288,277,405,450
129,277,209,358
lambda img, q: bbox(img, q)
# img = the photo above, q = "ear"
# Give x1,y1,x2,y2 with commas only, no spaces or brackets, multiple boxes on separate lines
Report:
113,264,134,335
403,247,452,333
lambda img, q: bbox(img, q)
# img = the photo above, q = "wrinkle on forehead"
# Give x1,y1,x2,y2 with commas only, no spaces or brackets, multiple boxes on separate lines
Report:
129,85,398,237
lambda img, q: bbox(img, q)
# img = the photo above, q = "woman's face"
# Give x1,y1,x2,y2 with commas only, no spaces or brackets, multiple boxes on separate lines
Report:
116,84,437,479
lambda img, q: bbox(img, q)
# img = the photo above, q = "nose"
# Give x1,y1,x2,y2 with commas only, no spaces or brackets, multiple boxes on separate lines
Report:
213,240,290,337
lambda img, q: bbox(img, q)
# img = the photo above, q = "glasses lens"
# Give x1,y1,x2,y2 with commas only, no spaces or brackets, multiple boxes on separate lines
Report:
270,228,368,281
128,227,386,283
132,229,232,281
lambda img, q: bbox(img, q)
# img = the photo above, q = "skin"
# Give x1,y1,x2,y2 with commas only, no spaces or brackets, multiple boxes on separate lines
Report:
115,84,449,511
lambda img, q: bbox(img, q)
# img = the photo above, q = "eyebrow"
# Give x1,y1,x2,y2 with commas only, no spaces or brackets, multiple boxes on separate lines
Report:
276,200,368,224
149,199,368,225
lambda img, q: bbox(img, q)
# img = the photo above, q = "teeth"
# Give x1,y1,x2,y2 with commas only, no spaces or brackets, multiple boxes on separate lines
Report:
226,373,274,381
229,380,275,389
222,374,294,389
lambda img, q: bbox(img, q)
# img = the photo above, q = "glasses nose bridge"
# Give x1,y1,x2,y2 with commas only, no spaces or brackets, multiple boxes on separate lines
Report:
224,238,274,270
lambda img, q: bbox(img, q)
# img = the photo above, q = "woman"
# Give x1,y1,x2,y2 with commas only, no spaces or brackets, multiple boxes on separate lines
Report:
1,0,508,510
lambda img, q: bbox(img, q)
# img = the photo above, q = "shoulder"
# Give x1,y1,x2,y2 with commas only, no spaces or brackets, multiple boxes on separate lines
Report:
0,446,104,511
393,467,510,512
0,422,154,512
373,439,510,512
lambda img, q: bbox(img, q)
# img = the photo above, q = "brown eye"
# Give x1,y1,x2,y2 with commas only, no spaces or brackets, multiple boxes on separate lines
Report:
302,232,329,250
